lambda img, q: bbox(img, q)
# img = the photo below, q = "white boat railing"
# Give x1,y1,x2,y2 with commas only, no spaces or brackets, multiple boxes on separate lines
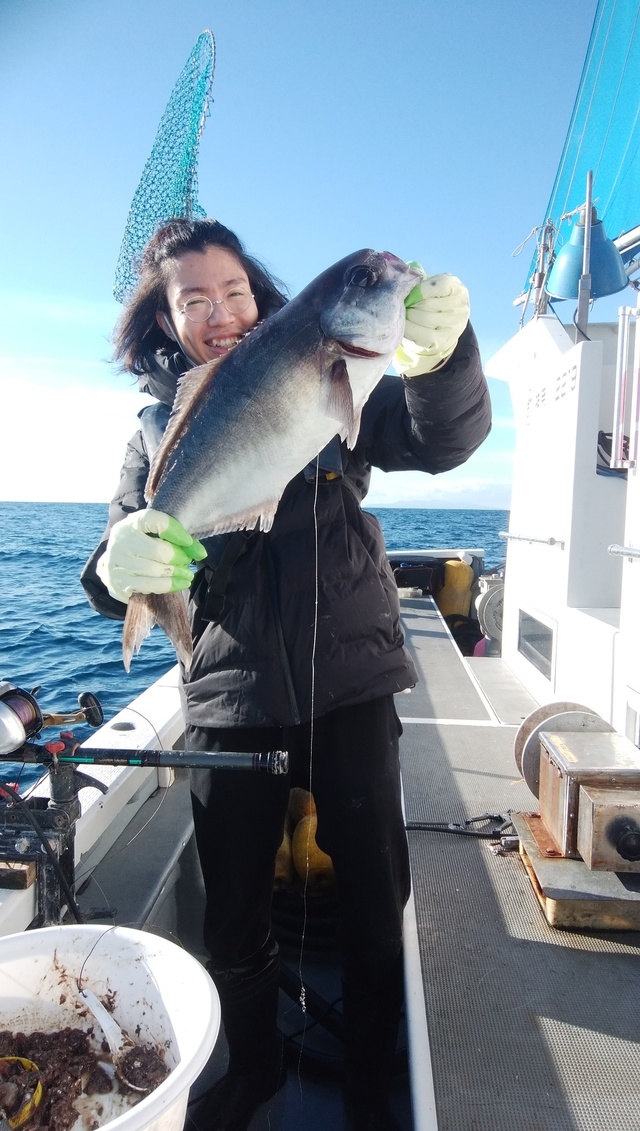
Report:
611,301,640,468
498,531,565,549
608,543,640,560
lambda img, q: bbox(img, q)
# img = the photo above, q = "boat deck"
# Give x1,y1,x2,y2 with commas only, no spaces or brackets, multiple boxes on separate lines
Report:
399,597,640,1131
78,597,640,1130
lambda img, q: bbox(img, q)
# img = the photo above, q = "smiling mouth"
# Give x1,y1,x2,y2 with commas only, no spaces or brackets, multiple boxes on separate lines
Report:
207,337,241,351
337,341,380,358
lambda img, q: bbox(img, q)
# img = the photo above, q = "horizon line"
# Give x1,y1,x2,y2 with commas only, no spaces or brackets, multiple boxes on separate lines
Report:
1,498,511,511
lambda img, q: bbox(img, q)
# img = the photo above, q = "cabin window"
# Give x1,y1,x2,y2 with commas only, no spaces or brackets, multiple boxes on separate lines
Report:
518,611,554,681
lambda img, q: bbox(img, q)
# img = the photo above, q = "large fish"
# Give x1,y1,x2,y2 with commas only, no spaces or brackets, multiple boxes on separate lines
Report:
123,249,421,670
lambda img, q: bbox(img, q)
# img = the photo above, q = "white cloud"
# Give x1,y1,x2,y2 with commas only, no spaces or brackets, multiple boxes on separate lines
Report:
0,358,153,503
367,468,512,509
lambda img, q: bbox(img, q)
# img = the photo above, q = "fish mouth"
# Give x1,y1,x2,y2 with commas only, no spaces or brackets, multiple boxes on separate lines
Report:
337,341,381,359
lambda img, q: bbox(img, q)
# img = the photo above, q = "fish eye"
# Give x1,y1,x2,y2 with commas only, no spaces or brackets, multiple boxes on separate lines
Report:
345,265,379,288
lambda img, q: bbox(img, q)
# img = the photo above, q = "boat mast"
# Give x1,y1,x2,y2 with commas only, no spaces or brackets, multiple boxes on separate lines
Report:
575,170,594,339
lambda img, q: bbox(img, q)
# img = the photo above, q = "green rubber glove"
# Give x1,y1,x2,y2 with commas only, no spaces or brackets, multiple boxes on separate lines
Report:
96,508,207,604
394,261,470,377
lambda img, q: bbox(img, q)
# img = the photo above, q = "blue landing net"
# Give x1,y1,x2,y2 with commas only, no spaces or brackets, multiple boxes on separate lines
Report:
113,29,216,303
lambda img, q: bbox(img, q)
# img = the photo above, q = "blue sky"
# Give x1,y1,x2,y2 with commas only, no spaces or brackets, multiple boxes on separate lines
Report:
0,0,600,508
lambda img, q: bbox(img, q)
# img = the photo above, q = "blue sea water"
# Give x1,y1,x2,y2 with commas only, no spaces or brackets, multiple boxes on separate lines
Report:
0,502,507,786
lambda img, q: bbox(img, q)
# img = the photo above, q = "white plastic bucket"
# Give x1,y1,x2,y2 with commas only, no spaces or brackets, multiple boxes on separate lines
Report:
0,924,220,1131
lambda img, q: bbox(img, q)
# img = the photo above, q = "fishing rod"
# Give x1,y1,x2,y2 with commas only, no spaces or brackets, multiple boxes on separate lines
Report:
0,681,288,928
0,682,288,774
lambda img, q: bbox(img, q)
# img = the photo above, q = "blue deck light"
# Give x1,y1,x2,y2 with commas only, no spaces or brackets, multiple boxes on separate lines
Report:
546,205,628,300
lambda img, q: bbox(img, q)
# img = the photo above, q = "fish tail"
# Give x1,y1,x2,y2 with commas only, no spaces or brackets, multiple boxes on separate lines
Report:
122,592,193,672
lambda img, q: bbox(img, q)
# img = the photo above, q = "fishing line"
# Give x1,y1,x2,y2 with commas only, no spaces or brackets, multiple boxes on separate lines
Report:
74,788,169,889
294,455,321,1078
77,924,119,989
77,920,177,989
118,705,165,750
71,704,169,889
117,785,169,845
74,870,117,927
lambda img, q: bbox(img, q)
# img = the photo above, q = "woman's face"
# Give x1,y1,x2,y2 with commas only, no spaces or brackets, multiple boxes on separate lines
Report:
158,246,260,367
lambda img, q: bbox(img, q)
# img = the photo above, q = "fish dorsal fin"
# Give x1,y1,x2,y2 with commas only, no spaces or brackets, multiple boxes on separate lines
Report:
146,358,223,500
327,358,357,447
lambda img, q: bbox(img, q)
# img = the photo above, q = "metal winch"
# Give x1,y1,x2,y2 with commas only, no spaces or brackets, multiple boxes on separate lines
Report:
510,701,640,928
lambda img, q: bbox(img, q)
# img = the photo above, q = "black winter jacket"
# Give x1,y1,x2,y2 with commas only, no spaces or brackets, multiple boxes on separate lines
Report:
81,324,491,728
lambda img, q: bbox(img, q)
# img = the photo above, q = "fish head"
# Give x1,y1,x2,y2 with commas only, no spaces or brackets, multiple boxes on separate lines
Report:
318,250,422,360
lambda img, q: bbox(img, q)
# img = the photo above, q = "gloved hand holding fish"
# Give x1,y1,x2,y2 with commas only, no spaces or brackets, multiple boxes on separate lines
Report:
394,264,470,377
96,509,206,603
114,249,421,671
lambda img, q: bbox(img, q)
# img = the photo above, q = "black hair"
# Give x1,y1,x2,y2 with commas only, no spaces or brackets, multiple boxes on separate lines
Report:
113,218,288,375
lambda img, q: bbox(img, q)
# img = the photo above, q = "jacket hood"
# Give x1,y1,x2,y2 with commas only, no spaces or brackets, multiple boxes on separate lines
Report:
138,348,194,407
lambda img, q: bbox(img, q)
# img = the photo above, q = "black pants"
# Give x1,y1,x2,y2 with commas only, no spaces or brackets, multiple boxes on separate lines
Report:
187,696,411,1086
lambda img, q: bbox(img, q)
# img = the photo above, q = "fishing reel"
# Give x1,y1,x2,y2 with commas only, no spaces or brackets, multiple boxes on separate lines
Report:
0,682,103,758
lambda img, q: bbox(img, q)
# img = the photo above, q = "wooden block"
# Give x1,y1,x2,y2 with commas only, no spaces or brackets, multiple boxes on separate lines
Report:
0,861,36,889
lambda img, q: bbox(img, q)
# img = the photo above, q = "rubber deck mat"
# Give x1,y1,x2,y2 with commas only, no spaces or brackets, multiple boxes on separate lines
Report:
398,599,491,721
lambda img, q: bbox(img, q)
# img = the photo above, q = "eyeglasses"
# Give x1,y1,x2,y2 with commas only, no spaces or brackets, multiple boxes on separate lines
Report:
176,289,255,322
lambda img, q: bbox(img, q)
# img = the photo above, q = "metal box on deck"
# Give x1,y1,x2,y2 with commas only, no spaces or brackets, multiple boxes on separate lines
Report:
538,730,640,858
577,785,640,871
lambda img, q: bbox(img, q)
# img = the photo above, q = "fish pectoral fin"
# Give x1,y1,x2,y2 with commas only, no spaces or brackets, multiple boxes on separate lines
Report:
122,592,193,672
327,359,357,447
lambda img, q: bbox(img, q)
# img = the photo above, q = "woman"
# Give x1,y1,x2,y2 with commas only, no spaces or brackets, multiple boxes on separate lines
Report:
82,218,491,1131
